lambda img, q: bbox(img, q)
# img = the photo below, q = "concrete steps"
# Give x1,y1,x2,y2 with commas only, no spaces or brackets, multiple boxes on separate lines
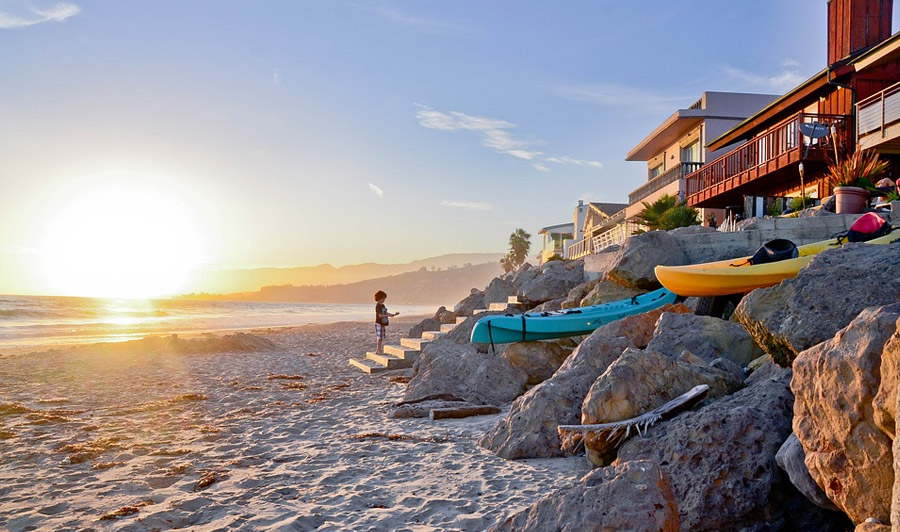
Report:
349,318,467,374
488,302,508,311
401,337,431,350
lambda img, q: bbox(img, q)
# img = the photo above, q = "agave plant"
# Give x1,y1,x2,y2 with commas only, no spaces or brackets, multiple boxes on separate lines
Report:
828,147,889,188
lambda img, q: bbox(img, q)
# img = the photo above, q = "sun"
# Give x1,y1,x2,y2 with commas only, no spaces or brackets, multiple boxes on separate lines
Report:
40,182,204,299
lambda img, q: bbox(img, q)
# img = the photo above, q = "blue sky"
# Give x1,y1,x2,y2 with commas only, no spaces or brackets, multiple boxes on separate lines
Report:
1,0,895,295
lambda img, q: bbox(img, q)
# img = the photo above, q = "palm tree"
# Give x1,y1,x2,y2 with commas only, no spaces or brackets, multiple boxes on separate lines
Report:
499,254,516,273
508,228,531,268
637,194,677,231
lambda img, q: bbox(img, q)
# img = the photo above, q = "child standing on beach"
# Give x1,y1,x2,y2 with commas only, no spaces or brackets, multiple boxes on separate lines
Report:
374,290,399,354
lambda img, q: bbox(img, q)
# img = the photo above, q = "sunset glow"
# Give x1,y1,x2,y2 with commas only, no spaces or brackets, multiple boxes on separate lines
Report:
39,183,203,298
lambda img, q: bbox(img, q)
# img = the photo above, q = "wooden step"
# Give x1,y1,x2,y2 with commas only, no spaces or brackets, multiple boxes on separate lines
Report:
384,344,419,360
472,308,490,315
455,316,468,325
439,323,456,333
421,330,446,340
488,302,508,311
349,358,390,374
401,337,431,350
507,296,522,304
366,351,414,369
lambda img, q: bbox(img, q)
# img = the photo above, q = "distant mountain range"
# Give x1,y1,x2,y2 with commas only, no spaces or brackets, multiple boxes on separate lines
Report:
179,261,504,307
186,252,505,295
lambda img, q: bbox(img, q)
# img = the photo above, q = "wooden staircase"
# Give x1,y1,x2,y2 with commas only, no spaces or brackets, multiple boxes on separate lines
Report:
348,319,461,374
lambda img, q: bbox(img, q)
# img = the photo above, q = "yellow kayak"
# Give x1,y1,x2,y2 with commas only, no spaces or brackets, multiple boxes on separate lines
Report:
654,228,900,297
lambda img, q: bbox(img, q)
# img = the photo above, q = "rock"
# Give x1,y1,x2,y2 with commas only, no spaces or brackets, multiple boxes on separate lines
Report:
776,433,840,511
854,522,890,532
561,279,600,309
484,276,518,307
744,359,792,387
389,396,469,418
747,354,772,374
404,339,528,406
578,279,646,307
478,306,680,459
517,260,585,306
605,230,688,289
502,341,570,385
437,308,457,324
734,243,900,367
873,325,900,439
791,304,900,525
453,288,485,316
645,312,763,366
408,317,442,339
488,460,679,532
528,298,564,313
581,348,743,466
616,375,798,532
595,305,692,349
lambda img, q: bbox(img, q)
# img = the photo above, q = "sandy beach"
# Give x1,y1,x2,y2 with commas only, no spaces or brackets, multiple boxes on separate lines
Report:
0,316,587,531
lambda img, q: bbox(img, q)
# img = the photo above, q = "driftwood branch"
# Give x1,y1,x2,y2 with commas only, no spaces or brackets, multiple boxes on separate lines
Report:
429,405,502,420
558,384,710,454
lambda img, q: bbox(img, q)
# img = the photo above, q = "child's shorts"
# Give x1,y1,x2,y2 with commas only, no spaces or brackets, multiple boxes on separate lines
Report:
375,323,386,340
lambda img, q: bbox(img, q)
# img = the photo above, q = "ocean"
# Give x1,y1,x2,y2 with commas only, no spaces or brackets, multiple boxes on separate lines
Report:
0,295,437,351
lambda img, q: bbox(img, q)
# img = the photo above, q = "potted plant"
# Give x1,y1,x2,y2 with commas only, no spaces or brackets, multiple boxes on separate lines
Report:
828,147,889,214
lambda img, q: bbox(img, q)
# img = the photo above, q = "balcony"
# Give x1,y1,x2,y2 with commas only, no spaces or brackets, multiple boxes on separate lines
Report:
684,112,851,208
567,209,626,259
628,162,703,205
858,81,900,152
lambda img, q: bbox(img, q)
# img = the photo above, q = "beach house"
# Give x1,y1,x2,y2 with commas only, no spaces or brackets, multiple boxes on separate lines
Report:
684,0,900,219
624,91,779,228
563,200,628,260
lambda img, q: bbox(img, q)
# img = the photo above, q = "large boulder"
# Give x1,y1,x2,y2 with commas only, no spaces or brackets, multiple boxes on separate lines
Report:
403,339,527,406
517,260,585,306
598,304,692,348
407,306,449,338
502,341,570,385
791,304,900,525
581,348,744,466
734,243,900,367
776,433,840,511
561,279,600,309
578,279,646,307
484,276,518,306
605,230,688,289
478,306,679,459
453,288,485,316
645,312,764,367
488,460,678,532
873,324,900,439
616,374,805,532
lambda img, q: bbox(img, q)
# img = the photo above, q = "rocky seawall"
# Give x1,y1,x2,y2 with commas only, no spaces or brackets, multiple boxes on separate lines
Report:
402,216,900,531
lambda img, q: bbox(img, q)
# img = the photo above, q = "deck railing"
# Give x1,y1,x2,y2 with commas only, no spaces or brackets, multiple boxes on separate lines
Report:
858,80,900,141
567,209,627,259
684,112,850,203
628,162,703,205
592,222,644,251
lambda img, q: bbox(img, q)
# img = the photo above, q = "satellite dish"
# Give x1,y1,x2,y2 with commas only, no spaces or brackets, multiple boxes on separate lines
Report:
799,122,830,139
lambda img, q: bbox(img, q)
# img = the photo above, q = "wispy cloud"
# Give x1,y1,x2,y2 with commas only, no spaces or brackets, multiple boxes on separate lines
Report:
368,182,383,198
415,104,602,172
550,82,694,114
719,63,805,92
0,2,81,29
441,200,493,211
372,5,468,36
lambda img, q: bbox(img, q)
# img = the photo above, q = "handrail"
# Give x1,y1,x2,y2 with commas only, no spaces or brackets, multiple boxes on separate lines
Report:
857,81,900,137
684,112,850,202
629,162,703,205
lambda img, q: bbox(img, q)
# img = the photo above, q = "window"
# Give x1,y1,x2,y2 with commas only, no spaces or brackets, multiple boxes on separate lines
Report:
680,140,700,163
649,162,664,179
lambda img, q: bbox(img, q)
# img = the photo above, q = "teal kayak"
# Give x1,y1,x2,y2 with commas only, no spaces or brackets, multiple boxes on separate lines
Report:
470,288,677,344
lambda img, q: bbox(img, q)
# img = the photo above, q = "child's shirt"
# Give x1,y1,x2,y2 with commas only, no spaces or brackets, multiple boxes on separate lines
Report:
375,302,389,325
